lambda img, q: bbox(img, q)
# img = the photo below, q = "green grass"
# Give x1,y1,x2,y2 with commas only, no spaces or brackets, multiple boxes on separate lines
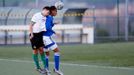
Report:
61,42,134,67
1,59,134,75
0,42,134,75
0,42,134,67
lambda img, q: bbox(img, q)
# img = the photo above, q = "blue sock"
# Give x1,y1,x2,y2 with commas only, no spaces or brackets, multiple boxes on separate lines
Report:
45,56,49,69
54,53,60,70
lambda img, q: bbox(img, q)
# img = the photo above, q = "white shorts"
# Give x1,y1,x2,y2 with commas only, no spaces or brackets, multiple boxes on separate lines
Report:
43,36,58,52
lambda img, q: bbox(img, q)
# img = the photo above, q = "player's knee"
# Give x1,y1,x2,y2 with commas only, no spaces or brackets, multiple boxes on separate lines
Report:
39,48,44,54
53,48,59,52
33,50,38,54
45,52,50,56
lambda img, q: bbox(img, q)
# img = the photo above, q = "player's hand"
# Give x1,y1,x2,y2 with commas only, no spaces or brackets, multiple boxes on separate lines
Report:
29,33,34,39
54,21,60,25
55,33,61,38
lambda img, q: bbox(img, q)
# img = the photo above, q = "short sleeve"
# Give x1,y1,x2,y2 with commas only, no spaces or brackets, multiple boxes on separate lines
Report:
31,14,38,22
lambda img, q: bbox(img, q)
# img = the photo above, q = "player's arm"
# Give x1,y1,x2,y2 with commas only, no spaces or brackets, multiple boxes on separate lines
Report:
29,21,35,39
46,17,56,34
29,13,37,39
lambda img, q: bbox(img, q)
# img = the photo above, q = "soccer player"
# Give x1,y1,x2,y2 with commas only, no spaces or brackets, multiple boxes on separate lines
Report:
43,6,63,75
29,6,50,74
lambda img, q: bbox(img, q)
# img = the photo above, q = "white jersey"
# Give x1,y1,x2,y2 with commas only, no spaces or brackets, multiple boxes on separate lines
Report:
31,12,46,33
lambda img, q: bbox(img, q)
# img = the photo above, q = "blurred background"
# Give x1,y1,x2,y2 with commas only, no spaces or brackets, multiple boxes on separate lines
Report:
0,0,134,45
1,1,134,75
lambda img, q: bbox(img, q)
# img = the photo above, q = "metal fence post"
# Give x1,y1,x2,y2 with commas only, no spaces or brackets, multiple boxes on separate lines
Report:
117,0,120,40
125,0,129,41
4,8,12,45
92,6,96,42
62,30,65,43
80,29,83,43
24,9,32,44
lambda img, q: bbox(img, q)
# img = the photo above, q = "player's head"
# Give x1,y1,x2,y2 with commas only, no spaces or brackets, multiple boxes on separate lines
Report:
49,6,57,16
42,6,50,16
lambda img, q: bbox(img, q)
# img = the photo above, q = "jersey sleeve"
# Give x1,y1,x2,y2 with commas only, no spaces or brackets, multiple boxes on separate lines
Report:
31,14,38,23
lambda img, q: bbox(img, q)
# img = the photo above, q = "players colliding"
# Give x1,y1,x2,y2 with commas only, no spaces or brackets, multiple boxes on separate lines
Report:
29,3,64,75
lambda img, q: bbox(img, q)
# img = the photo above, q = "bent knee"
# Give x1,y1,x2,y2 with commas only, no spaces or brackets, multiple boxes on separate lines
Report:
53,48,59,52
45,52,50,56
33,50,38,54
39,49,44,54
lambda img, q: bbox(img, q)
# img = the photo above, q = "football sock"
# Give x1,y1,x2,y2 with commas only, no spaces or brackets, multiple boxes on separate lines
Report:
54,52,60,70
33,54,40,69
40,53,46,69
45,56,49,69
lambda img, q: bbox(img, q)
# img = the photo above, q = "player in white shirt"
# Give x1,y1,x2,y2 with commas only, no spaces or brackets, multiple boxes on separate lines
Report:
29,6,50,74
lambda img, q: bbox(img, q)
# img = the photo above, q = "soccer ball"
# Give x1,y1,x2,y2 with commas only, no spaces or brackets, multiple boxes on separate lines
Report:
55,1,64,10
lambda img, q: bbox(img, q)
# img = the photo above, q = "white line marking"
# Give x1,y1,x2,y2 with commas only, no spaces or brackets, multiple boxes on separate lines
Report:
0,58,134,70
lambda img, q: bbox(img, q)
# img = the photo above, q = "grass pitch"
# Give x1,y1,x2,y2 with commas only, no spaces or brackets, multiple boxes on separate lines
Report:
0,42,134,75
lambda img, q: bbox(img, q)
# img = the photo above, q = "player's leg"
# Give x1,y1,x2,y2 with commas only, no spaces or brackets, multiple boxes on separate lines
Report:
39,47,46,69
44,51,51,75
48,41,63,75
43,36,63,75
32,49,40,69
43,36,52,75
30,35,41,69
45,51,50,70
53,47,63,75
30,33,45,74
32,49,45,74
38,32,47,70
44,37,60,71
34,46,46,74
53,48,60,71
43,36,52,70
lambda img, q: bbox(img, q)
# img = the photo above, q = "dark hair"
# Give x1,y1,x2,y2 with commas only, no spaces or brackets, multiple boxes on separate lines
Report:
50,6,57,10
49,6,57,14
42,6,50,10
